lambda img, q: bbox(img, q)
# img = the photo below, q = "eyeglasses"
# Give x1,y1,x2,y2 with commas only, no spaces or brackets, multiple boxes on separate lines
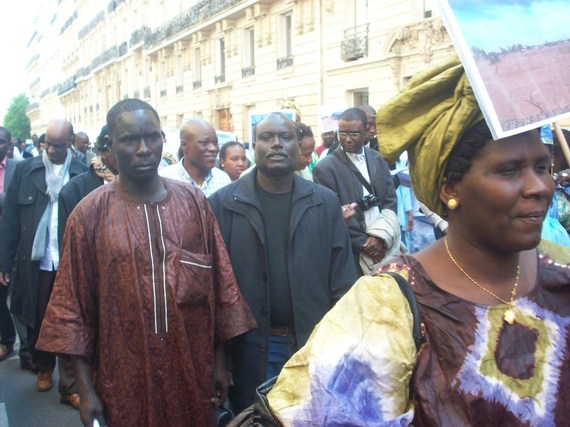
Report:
337,131,362,138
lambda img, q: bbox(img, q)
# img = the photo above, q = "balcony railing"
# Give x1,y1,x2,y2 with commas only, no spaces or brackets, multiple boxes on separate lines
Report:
78,11,105,40
108,0,125,13
215,74,225,84
193,80,202,89
242,66,255,78
130,26,150,47
26,102,39,113
176,85,184,93
58,76,76,95
341,24,369,61
60,11,78,35
145,0,242,49
160,89,167,97
92,46,118,70
27,54,39,69
118,42,128,57
277,55,294,70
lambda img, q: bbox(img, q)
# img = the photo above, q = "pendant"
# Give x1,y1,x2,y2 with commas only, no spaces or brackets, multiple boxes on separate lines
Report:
503,309,516,325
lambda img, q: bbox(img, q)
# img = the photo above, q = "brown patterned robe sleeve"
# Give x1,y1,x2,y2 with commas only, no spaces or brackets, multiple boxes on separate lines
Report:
37,201,99,362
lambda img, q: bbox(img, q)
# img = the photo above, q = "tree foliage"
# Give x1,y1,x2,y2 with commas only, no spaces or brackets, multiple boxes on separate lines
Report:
3,93,31,139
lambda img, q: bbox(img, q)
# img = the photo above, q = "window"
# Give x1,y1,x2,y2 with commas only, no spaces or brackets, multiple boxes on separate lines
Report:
193,47,202,89
175,54,183,93
280,13,293,58
215,38,226,83
277,12,293,69
351,89,369,107
159,61,166,97
242,27,255,77
424,0,434,18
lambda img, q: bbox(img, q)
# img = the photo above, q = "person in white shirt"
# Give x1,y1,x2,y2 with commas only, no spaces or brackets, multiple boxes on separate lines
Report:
159,119,231,197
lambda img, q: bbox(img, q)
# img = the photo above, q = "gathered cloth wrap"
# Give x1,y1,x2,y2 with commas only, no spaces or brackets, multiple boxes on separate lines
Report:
377,56,484,217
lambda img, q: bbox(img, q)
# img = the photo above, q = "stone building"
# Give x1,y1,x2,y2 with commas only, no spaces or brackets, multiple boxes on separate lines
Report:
26,0,454,146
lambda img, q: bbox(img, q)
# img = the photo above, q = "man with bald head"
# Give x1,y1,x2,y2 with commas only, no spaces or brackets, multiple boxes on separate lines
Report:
209,112,357,412
0,119,87,405
159,118,231,196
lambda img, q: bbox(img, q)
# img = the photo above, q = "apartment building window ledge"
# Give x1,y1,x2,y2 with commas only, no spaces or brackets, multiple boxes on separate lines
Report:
277,56,294,70
176,85,184,94
215,75,226,84
242,66,255,78
193,81,202,90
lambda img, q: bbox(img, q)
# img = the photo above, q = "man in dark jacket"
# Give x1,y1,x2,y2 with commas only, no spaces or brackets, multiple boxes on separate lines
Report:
58,125,118,246
313,108,399,276
0,126,19,363
0,119,87,408
208,112,357,413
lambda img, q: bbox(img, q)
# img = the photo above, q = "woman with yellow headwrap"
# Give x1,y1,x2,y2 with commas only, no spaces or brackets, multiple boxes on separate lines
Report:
233,56,570,426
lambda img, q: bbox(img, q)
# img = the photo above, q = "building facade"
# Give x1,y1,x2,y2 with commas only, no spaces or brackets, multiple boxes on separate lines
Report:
26,0,454,146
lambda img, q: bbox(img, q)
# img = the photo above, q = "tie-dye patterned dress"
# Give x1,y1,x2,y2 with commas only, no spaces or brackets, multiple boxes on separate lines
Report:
267,245,570,426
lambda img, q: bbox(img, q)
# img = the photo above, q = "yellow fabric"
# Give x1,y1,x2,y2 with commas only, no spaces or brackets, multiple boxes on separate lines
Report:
377,56,484,217
267,273,417,426
538,239,570,264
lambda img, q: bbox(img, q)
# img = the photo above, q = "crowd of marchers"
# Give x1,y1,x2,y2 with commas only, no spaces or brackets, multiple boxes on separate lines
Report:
1,56,570,427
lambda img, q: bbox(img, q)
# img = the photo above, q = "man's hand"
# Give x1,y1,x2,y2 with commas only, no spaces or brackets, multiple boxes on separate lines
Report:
405,211,414,233
362,236,387,263
78,389,107,427
0,272,10,286
213,345,230,407
72,356,107,427
341,203,357,223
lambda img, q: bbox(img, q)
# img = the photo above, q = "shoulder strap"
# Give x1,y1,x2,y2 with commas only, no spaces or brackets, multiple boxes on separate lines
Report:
383,271,423,351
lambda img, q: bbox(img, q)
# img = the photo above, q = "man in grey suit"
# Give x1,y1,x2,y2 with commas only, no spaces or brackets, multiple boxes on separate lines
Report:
313,108,400,275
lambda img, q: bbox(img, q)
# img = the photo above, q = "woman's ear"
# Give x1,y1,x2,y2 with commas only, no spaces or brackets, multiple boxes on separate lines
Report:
439,177,460,210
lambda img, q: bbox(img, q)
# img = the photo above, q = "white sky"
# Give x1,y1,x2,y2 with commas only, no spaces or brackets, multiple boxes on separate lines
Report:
0,1,38,122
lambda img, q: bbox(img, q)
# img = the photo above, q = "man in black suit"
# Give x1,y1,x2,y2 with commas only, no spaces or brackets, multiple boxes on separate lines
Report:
0,126,19,363
313,108,400,275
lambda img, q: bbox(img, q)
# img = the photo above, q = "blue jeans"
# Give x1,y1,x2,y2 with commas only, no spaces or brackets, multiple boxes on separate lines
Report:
266,335,294,381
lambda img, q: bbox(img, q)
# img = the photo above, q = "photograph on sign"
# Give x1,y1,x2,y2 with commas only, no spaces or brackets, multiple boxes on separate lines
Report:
440,0,570,139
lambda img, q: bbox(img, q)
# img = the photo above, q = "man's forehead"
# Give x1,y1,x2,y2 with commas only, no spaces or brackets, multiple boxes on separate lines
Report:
186,123,215,138
257,115,295,132
113,110,160,132
339,119,364,128
46,125,71,139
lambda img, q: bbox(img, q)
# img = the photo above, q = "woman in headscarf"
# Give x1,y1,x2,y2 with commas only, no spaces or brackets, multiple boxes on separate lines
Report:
247,56,570,426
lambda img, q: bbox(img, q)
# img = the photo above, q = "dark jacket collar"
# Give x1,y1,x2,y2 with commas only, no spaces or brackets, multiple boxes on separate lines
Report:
232,167,316,207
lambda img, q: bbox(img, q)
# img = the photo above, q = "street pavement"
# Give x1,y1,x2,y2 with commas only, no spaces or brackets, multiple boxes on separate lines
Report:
0,349,81,427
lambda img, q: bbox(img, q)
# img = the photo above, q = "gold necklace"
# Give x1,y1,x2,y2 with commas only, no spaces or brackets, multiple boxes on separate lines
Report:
444,237,519,325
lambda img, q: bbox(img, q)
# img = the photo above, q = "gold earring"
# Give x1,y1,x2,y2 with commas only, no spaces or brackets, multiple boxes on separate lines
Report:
447,199,459,210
